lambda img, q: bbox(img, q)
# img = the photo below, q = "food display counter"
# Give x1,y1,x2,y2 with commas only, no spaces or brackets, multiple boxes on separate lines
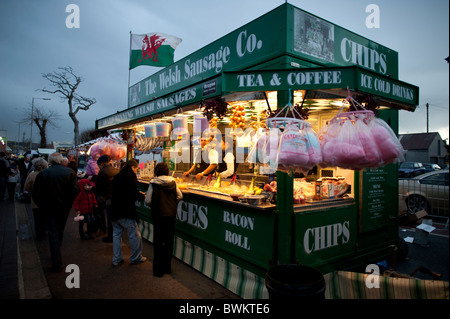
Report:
95,3,418,298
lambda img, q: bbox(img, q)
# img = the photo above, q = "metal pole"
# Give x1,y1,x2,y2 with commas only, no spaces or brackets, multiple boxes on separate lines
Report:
30,97,34,150
426,103,429,133
128,30,132,89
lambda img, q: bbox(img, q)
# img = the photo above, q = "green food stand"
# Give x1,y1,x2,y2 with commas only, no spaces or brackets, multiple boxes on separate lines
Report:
96,3,418,298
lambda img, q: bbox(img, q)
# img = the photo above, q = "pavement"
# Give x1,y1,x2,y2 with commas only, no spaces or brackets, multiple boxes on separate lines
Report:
1,193,448,301
0,195,240,300
397,219,449,282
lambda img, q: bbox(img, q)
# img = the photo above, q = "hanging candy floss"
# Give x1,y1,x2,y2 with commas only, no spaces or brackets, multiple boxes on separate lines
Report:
155,122,171,137
277,121,322,173
319,107,405,170
144,124,156,138
321,117,366,169
88,139,126,161
171,115,188,134
369,117,405,165
354,116,383,169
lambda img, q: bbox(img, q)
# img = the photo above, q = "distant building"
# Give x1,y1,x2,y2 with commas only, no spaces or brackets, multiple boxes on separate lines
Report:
52,141,74,155
399,132,448,166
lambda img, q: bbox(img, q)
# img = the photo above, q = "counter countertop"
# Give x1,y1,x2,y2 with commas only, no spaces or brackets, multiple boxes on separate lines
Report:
137,178,355,212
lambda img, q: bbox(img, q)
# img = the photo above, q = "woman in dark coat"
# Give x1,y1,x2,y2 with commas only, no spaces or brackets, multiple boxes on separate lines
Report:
145,162,182,277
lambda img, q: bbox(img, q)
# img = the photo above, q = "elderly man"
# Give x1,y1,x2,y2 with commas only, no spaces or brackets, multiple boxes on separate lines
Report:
32,152,79,272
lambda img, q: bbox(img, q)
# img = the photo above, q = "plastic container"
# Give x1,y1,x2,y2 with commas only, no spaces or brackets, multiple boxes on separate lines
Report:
265,264,325,299
144,124,156,137
155,122,171,137
245,195,265,205
193,115,209,135
171,115,188,133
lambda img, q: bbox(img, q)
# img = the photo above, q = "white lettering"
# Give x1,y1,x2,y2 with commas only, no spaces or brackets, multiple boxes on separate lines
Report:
179,303,214,316
236,30,263,58
236,74,264,87
184,46,230,80
223,211,255,230
392,84,414,101
225,230,251,250
176,201,208,229
303,221,351,254
287,71,341,86
159,65,181,90
145,79,157,95
340,38,387,74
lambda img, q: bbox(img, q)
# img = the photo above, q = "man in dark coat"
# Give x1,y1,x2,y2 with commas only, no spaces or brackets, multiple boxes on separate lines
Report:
110,159,146,266
32,152,79,272
93,155,119,242
0,151,10,201
18,154,32,194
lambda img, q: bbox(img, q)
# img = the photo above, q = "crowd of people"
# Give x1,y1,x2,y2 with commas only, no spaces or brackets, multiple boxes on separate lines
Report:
1,150,182,278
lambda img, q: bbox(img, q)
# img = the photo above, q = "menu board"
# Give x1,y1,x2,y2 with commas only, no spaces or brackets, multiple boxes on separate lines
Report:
360,162,400,233
365,168,389,220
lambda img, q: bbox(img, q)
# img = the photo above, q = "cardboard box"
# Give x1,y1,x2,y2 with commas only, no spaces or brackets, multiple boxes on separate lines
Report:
399,210,428,225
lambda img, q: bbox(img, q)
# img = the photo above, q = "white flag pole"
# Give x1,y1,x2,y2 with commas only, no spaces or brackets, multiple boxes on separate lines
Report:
128,30,132,89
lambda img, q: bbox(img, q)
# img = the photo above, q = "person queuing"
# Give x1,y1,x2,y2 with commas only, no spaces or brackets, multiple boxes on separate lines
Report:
6,160,19,201
67,154,78,174
93,155,120,243
110,159,146,266
0,151,10,201
86,153,100,177
24,158,48,240
18,154,32,194
73,179,98,240
32,152,79,272
145,162,183,277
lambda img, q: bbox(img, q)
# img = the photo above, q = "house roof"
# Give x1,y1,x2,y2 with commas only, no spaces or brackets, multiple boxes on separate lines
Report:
399,132,440,150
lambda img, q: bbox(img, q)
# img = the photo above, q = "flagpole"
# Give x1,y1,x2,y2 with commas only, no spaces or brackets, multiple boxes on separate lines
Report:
128,30,132,89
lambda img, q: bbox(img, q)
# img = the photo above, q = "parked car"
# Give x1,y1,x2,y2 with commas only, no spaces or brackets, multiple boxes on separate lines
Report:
423,163,441,172
398,162,426,178
399,170,449,216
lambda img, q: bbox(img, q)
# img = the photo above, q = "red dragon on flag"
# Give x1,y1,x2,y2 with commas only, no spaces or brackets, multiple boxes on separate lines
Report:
129,32,182,69
138,34,165,63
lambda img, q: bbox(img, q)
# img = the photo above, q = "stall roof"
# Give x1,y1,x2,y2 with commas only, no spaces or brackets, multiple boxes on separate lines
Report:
222,66,418,111
96,3,417,131
97,65,418,131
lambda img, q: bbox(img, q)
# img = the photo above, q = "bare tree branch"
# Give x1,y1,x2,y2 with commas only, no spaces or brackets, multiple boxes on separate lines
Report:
20,105,62,148
39,66,96,145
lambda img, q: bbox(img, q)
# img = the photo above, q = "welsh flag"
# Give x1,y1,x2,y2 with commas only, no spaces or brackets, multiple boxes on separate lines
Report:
129,32,182,69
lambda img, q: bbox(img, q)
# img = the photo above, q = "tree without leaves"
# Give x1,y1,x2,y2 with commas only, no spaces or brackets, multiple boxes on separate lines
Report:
40,66,96,146
21,105,61,148
80,127,109,144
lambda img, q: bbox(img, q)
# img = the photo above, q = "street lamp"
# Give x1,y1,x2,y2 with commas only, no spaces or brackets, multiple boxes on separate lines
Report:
30,97,51,150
